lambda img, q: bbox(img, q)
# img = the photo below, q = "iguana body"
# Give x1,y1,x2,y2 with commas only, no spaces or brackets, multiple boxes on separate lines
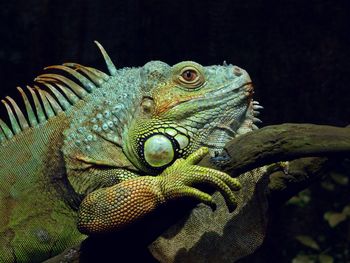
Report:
0,42,261,262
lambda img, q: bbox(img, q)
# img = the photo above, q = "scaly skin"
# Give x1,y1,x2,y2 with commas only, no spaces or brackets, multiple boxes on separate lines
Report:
77,147,241,233
0,42,261,261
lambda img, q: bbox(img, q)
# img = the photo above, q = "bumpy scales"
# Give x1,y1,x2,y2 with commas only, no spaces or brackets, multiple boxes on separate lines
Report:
0,42,262,262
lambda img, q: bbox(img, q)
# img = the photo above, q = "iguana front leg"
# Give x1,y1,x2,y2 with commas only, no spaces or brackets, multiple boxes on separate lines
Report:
77,147,240,234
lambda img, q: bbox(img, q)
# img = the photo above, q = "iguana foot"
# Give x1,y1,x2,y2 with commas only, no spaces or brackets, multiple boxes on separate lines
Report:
158,147,241,211
77,147,240,234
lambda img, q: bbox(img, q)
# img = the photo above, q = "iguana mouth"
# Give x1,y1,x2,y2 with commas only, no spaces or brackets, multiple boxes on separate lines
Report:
204,81,254,99
243,82,254,93
167,81,254,117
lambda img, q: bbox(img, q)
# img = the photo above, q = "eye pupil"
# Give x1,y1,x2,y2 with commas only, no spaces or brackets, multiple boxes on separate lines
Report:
182,70,196,81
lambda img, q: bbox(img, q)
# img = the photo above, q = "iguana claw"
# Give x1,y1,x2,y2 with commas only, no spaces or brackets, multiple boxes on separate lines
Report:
158,147,241,211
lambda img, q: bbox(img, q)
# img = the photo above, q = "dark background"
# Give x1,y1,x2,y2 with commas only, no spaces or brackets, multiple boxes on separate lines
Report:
0,0,349,262
0,0,349,126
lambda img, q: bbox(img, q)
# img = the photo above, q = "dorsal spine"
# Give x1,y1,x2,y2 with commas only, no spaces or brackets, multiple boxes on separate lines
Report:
0,42,115,145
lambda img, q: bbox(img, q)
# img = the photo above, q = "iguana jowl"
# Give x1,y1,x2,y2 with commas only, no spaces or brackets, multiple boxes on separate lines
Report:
0,42,262,262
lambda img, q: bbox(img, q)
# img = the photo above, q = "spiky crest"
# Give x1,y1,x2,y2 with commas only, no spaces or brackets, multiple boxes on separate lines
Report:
0,41,116,144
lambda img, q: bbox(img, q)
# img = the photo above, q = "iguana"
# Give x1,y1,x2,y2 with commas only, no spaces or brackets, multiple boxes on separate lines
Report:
0,41,262,262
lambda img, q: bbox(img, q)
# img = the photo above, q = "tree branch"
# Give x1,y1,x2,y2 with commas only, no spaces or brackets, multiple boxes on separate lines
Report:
200,123,350,175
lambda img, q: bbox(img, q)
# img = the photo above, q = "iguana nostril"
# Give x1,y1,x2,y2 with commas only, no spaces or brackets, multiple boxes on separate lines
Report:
233,66,242,76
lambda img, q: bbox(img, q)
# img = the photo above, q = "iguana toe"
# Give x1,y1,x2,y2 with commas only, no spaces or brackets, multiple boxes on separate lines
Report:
159,147,241,212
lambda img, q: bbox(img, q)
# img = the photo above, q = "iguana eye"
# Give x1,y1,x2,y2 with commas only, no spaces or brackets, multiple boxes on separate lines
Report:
181,70,197,82
177,66,204,88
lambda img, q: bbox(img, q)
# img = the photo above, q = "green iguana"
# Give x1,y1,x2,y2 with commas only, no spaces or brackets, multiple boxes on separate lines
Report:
0,42,262,262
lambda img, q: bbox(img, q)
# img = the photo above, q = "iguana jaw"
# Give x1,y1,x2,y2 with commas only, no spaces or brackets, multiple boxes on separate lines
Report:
161,79,254,123
174,81,257,156
205,81,253,98
162,81,253,111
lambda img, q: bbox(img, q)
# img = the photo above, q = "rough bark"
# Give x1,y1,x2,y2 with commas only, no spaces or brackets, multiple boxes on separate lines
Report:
199,123,350,175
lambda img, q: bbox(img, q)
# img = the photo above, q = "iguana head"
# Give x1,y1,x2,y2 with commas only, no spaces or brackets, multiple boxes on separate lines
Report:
125,60,261,174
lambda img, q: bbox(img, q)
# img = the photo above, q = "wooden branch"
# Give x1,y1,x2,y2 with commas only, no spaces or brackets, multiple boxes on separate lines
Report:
200,123,350,175
267,156,331,206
